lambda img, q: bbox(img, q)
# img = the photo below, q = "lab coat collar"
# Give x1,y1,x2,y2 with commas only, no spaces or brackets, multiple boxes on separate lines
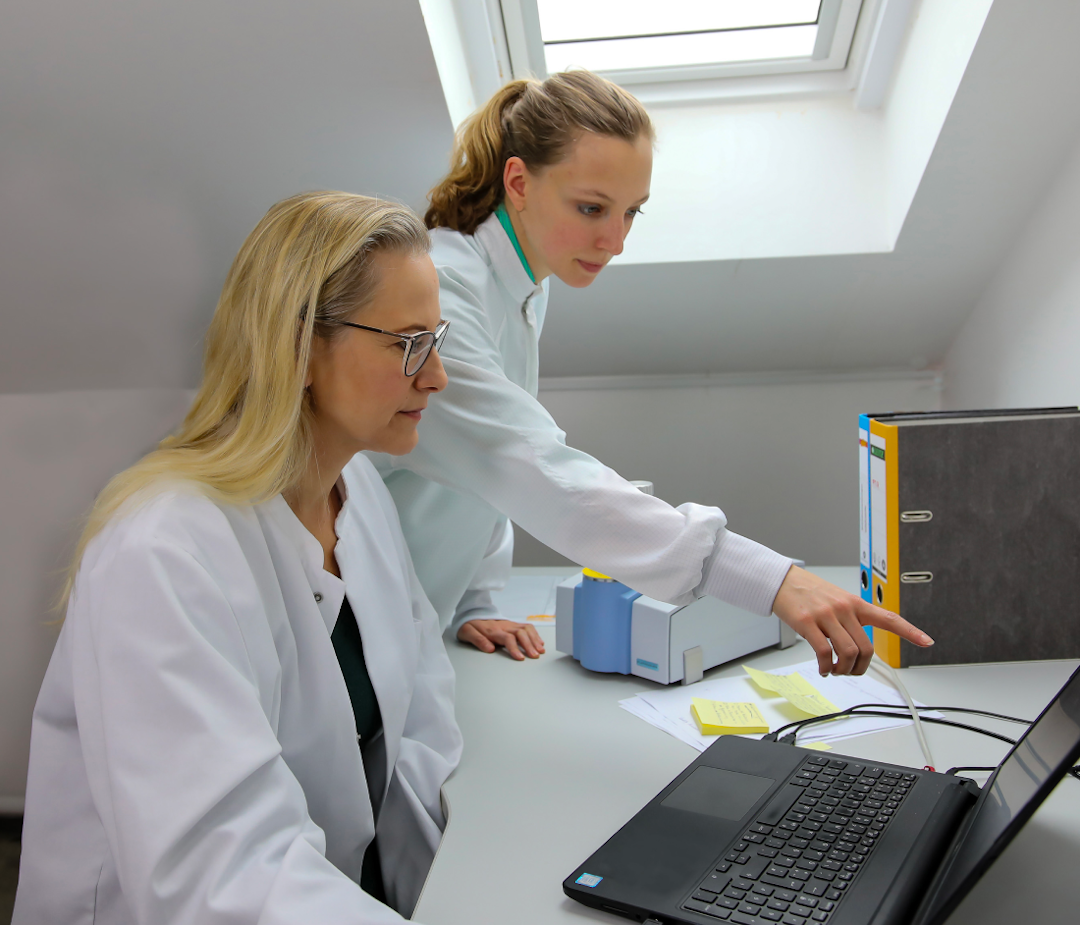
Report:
262,477,350,634
473,210,544,307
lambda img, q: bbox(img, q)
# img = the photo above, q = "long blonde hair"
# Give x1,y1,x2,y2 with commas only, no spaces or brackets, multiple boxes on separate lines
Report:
62,191,429,606
426,70,654,235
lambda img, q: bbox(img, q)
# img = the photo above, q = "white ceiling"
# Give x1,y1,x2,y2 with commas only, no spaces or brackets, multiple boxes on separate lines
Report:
538,0,1080,377
0,0,454,394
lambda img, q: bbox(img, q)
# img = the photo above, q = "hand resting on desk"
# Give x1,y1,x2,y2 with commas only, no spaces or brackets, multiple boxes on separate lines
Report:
773,566,934,677
457,618,546,660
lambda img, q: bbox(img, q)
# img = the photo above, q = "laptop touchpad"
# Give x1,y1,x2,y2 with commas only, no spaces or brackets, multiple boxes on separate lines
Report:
661,766,775,821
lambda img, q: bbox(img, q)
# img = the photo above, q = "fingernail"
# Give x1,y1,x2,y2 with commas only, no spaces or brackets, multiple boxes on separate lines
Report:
922,633,935,645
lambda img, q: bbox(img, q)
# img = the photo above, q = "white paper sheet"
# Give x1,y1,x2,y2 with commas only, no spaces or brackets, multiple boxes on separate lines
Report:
619,659,940,752
489,574,559,623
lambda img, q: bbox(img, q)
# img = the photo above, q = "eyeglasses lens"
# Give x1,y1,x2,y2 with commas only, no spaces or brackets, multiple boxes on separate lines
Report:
405,333,435,376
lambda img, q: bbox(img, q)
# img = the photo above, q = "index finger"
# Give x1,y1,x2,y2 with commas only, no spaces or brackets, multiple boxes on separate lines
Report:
858,601,934,647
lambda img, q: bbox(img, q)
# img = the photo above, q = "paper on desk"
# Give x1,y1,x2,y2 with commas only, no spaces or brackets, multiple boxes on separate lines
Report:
489,575,559,624
619,659,940,752
742,665,840,717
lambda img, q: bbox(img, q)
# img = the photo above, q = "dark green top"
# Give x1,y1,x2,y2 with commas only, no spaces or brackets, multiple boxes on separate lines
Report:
331,595,385,902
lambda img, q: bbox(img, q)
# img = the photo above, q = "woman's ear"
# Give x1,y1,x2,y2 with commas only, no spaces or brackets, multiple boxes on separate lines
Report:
503,156,529,212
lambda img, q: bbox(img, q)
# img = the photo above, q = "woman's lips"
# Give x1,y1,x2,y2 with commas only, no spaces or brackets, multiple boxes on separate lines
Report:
577,259,604,274
399,409,423,421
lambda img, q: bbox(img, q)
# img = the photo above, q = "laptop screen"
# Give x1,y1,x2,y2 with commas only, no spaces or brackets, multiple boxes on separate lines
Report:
924,665,1080,921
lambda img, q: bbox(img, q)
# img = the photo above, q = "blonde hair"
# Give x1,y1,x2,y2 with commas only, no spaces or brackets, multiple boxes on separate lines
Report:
426,70,654,235
62,191,429,606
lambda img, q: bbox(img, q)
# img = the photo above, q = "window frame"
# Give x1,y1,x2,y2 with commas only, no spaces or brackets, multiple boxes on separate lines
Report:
499,0,876,97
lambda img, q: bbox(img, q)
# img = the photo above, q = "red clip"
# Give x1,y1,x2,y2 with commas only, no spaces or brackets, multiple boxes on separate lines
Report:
924,766,935,772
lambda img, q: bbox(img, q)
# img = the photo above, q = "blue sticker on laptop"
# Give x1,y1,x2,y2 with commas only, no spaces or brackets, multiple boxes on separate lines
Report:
575,873,603,888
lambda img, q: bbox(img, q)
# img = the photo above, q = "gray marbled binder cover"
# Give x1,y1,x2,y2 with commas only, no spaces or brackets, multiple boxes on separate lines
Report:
896,415,1080,667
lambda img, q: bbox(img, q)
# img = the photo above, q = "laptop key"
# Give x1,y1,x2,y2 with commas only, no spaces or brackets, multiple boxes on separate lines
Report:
825,890,842,901
705,909,732,921
730,914,759,925
760,911,783,922
812,912,829,922
739,902,762,914
803,882,827,896
782,915,808,925
759,848,779,859
762,875,804,892
704,873,731,891
695,890,720,902
685,899,712,913
768,900,790,911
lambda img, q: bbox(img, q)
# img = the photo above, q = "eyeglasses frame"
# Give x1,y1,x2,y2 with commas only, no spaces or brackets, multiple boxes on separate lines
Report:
334,319,450,377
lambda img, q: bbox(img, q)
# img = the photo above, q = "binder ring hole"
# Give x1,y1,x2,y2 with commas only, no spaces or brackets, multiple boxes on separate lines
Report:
876,584,883,604
861,571,869,590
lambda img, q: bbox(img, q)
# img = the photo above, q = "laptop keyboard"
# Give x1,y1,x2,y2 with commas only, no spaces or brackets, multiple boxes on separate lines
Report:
682,755,917,924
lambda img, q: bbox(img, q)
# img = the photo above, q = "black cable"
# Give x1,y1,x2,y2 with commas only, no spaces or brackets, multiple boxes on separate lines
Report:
769,703,1032,740
780,711,1019,748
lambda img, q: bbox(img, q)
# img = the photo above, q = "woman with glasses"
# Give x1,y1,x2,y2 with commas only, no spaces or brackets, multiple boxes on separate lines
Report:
371,70,933,673
14,192,461,925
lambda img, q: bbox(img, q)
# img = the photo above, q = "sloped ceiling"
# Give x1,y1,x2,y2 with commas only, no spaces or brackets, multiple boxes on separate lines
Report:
0,0,454,394
538,0,1080,378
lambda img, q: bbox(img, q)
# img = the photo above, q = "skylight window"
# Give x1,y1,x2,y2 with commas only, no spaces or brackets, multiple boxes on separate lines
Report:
498,0,865,88
539,1,823,73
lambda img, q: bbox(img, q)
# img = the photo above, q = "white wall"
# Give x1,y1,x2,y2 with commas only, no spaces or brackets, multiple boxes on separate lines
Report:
513,372,941,568
944,132,1080,409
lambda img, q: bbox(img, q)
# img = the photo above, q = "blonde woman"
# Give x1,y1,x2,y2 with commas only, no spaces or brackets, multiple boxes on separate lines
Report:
372,70,933,670
14,193,461,924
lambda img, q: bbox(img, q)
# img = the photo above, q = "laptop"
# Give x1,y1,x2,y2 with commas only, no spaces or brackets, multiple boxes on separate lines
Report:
564,665,1080,925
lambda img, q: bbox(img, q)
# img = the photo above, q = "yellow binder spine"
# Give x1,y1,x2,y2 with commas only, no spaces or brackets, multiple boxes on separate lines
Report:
869,419,901,667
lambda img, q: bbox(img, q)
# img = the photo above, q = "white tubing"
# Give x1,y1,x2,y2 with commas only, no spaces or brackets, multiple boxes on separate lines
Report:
870,654,937,771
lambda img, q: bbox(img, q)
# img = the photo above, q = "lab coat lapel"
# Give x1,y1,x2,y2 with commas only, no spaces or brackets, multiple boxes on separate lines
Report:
336,469,419,806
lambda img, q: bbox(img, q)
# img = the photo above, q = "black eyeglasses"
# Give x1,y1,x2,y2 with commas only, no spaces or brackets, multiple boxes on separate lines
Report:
335,319,450,376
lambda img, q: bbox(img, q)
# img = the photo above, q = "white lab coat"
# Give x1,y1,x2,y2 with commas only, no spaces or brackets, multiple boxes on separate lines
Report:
370,212,793,633
13,455,462,925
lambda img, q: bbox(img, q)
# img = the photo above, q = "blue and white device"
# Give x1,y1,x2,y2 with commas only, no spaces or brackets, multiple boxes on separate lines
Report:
555,569,799,685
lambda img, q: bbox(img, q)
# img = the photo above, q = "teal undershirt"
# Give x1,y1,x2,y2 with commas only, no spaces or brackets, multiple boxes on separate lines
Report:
494,202,536,283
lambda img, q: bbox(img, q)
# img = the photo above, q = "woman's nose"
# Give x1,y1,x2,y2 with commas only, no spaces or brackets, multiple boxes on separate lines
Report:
417,348,448,392
597,215,627,256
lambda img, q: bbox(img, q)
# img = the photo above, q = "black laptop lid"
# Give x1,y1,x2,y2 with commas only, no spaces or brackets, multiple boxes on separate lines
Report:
919,665,1080,925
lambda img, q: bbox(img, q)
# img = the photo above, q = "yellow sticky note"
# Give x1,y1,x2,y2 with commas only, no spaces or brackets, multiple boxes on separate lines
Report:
741,665,840,718
799,741,833,751
691,699,770,735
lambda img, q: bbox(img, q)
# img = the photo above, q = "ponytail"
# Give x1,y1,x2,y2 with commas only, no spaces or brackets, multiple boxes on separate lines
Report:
426,71,653,235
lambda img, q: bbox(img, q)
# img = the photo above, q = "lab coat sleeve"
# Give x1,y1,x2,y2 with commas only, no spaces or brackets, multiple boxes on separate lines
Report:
392,273,792,614
69,517,412,925
377,560,463,917
448,517,514,637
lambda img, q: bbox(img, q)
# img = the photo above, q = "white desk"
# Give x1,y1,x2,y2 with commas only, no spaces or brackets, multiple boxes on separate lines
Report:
414,568,1080,925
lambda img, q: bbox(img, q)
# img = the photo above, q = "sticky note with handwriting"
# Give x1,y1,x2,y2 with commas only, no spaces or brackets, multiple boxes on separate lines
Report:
690,699,770,735
741,665,840,718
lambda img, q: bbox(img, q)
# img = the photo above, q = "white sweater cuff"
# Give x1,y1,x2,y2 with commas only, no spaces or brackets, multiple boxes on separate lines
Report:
699,530,793,616
448,588,501,636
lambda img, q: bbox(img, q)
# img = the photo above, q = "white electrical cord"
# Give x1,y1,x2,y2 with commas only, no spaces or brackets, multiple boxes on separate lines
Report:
870,653,937,771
